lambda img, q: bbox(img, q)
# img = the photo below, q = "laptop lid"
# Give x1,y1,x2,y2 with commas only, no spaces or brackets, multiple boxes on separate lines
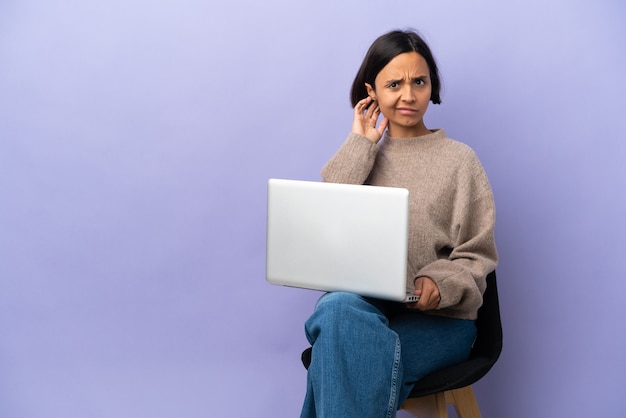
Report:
265,178,412,302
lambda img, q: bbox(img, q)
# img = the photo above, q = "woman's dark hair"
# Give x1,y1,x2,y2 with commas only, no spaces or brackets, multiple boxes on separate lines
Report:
350,30,442,106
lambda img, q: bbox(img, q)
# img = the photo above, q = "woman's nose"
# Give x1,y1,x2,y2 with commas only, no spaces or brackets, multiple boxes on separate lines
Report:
401,85,415,101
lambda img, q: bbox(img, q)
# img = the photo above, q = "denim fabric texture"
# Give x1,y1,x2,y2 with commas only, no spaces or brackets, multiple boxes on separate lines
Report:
300,292,476,418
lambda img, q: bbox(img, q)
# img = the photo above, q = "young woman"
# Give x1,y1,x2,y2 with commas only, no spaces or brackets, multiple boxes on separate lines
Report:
300,30,498,418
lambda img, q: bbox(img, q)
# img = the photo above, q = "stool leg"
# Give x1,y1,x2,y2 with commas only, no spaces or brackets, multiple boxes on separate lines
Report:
401,392,448,418
447,386,481,418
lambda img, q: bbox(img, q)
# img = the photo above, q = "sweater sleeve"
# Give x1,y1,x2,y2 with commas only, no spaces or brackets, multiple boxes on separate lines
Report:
321,133,378,184
416,160,498,317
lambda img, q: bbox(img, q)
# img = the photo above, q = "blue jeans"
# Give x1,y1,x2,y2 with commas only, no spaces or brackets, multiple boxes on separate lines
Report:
300,292,476,418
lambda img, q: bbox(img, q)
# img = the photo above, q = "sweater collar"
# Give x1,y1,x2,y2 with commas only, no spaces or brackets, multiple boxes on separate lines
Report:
380,128,446,150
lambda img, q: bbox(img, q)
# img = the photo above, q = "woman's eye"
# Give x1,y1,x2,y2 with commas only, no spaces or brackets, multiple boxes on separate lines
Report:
389,82,398,88
415,79,424,85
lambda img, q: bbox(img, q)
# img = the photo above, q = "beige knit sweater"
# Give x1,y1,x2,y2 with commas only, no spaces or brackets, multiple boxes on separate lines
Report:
321,129,498,320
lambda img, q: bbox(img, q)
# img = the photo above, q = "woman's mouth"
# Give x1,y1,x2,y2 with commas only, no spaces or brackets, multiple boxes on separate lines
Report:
397,107,418,116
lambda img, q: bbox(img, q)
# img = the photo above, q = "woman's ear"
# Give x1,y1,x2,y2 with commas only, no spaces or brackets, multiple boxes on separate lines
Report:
365,83,376,100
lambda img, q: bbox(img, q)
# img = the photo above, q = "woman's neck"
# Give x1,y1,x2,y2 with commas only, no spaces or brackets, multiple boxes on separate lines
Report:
387,121,431,138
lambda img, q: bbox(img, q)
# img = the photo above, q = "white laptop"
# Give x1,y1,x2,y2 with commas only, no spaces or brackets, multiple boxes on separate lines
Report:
265,178,418,302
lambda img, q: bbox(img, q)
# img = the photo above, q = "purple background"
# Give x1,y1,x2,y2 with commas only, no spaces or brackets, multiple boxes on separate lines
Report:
1,0,625,417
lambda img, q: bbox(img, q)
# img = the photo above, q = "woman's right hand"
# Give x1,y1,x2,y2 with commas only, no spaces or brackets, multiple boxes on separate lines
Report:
352,97,388,143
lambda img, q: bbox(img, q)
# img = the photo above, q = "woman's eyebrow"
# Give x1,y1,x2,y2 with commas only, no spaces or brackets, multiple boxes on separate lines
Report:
385,74,429,83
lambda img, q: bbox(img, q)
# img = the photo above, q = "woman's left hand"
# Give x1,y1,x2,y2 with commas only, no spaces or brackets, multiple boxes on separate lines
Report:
407,276,441,311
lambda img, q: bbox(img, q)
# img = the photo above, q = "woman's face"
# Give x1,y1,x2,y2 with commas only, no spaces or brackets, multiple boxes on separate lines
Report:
366,51,432,138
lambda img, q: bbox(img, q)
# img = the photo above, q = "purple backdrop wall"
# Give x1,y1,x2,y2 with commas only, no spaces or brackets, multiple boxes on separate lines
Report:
1,0,625,417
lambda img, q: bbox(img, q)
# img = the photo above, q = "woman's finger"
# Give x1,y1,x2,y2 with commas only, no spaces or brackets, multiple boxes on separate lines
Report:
366,102,379,121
